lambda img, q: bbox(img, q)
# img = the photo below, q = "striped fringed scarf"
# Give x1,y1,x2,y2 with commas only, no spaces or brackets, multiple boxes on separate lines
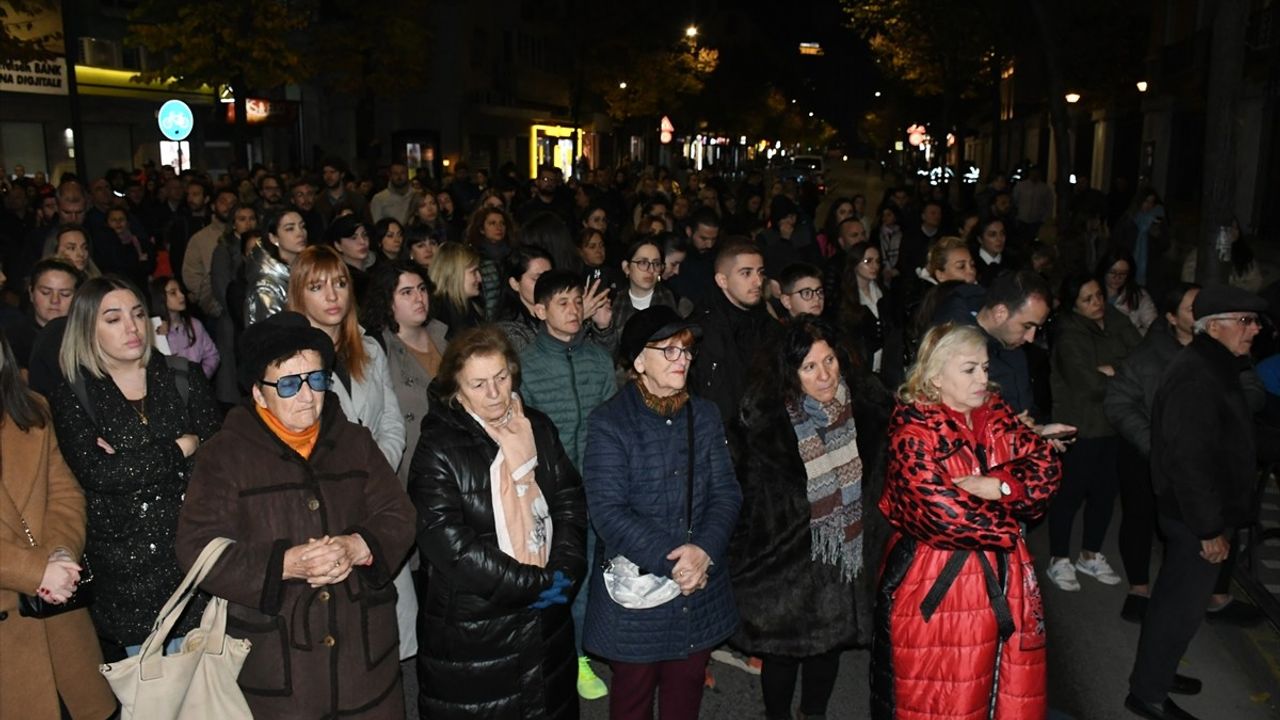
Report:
789,380,864,582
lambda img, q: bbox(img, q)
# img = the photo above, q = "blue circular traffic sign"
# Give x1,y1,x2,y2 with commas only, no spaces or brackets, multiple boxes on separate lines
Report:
158,100,194,141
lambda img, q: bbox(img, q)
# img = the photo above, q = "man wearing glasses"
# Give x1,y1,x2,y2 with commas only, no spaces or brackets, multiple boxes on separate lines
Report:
775,263,825,319
1127,285,1268,720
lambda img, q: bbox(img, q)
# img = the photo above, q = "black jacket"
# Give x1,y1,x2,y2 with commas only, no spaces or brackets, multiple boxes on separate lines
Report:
727,369,893,655
49,354,222,646
1150,334,1256,538
688,290,773,425
932,283,1039,418
1104,322,1183,457
409,394,587,719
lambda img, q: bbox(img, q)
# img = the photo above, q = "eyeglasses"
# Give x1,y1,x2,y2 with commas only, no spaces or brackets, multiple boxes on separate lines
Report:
629,259,663,271
1220,315,1261,328
645,344,696,361
260,370,330,398
786,287,825,301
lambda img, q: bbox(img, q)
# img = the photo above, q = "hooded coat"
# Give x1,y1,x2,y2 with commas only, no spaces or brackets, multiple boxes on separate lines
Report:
409,395,587,720
871,395,1061,720
727,368,893,656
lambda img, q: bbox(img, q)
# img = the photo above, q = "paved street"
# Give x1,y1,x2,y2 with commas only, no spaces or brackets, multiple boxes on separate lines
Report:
400,508,1280,719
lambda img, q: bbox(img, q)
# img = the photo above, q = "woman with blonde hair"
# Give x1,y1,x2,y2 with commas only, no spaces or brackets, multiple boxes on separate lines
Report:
428,242,485,338
0,330,117,720
871,323,1061,720
43,224,101,279
49,275,221,660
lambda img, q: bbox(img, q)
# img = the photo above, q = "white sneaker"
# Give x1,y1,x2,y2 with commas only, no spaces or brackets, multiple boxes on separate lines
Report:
1075,553,1122,585
1046,558,1081,591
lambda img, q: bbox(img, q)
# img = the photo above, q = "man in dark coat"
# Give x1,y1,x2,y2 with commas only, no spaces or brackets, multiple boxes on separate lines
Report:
1126,285,1268,720
930,269,1052,419
688,239,772,425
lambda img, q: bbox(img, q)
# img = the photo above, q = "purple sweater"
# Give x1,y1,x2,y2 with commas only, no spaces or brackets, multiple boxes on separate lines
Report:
166,317,220,378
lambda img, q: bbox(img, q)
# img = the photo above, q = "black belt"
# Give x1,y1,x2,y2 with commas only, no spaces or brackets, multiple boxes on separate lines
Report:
919,549,1016,642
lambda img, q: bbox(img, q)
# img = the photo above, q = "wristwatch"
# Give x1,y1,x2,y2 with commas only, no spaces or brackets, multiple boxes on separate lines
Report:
999,481,1012,497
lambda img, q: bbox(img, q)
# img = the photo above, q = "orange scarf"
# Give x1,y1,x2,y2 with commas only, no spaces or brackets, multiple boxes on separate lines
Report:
256,404,320,459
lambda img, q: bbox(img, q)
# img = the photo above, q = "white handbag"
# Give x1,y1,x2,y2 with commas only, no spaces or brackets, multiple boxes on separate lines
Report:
100,537,253,719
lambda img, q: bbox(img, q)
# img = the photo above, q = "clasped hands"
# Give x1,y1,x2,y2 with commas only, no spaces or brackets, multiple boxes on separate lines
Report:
36,548,81,605
529,570,573,610
668,543,711,596
283,534,372,588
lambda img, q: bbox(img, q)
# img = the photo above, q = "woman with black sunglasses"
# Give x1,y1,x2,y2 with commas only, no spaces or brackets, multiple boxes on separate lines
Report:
175,311,416,720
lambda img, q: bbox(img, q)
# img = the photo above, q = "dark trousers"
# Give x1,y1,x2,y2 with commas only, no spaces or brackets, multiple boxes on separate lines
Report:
608,649,713,720
1129,515,1223,703
760,650,841,719
1117,440,1157,585
1049,436,1120,557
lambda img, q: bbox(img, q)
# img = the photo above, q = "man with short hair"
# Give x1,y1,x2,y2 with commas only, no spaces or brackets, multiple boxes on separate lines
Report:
517,164,574,227
370,162,419,224
1,258,81,369
667,208,721,306
256,173,286,213
1126,285,1269,720
18,180,84,285
776,262,825,318
932,269,1052,417
314,157,370,225
166,179,212,279
689,239,771,423
183,187,239,319
289,177,325,239
517,268,617,702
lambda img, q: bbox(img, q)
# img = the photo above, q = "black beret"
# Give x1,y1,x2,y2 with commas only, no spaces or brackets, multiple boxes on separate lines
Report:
619,306,702,368
1191,284,1268,320
238,311,336,390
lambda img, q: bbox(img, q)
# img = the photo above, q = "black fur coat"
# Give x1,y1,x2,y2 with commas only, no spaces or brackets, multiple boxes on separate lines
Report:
726,368,893,657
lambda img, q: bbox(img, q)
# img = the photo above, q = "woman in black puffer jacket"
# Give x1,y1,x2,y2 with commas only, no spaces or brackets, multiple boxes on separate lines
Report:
409,325,587,720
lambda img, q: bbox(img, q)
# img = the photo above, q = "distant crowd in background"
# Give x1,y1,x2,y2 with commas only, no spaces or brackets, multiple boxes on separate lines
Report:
2,151,1279,720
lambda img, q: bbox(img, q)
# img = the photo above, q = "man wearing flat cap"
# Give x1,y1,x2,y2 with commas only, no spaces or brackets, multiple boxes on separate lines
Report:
1126,285,1268,720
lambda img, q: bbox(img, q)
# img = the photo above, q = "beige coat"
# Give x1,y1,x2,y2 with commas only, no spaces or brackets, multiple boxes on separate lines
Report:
0,409,117,720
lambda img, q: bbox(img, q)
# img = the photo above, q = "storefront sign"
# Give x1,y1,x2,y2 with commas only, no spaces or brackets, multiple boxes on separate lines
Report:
0,58,68,95
0,1,68,96
224,98,298,126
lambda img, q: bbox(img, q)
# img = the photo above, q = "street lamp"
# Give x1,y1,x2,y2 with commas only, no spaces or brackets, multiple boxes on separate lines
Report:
874,91,882,98
1065,92,1081,104
1135,81,1148,93
618,82,628,89
685,25,698,38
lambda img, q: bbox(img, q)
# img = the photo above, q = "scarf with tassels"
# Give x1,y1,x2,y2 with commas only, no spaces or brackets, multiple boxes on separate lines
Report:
788,380,863,582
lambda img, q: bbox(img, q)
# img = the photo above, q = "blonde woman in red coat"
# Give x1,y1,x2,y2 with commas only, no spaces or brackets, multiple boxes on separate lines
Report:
871,323,1062,720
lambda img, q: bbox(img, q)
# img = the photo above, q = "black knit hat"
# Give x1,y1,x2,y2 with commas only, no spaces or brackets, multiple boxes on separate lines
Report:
1191,284,1268,320
619,306,702,367
238,311,336,390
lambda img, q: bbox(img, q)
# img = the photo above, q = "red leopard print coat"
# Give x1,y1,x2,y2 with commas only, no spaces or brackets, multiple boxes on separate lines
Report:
871,395,1062,720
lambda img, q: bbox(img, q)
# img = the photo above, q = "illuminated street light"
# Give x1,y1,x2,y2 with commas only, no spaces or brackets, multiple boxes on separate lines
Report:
790,99,797,104
874,91,882,98
808,111,814,117
1065,92,1081,104
618,82,628,89
1136,81,1148,93
685,25,698,38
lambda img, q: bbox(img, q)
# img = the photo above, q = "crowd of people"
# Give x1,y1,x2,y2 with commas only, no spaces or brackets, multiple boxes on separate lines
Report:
0,154,1277,720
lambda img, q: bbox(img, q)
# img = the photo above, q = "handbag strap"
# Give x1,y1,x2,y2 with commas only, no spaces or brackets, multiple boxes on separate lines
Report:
685,401,694,542
136,537,235,666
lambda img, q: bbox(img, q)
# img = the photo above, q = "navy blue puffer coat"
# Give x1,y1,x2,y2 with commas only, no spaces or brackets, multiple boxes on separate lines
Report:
581,383,742,663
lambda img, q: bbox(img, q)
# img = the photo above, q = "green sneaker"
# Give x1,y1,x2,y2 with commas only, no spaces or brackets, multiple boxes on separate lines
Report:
577,656,608,700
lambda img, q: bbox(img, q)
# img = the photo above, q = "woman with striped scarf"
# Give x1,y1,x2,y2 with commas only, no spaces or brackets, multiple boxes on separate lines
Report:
727,315,894,720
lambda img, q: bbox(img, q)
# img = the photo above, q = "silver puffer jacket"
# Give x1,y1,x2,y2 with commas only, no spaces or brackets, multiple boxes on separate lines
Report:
243,243,290,326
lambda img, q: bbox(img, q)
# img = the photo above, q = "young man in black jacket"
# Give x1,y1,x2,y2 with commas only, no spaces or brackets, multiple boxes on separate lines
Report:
688,238,771,426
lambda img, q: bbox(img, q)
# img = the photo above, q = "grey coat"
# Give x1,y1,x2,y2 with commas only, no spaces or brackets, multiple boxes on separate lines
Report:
381,322,449,488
